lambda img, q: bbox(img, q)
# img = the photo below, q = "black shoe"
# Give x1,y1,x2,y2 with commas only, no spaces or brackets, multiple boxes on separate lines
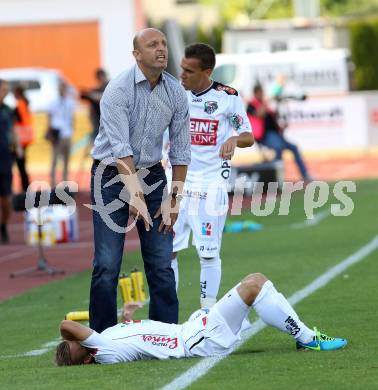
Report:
1,224,9,244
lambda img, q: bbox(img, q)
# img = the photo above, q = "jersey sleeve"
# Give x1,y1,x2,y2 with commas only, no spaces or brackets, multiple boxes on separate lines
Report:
227,94,252,135
81,331,126,364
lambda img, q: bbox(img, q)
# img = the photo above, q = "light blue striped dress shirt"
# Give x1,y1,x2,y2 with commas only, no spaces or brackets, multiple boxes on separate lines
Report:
92,64,191,168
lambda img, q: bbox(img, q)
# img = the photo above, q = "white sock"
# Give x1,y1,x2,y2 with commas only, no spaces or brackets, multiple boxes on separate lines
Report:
214,285,250,334
200,297,217,308
171,257,179,292
253,281,315,344
200,256,221,307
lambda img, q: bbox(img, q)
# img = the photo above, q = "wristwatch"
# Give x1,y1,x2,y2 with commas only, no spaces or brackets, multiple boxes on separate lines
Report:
171,192,183,202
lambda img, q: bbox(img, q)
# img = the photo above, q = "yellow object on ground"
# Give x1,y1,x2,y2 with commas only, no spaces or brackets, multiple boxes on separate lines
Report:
119,274,134,303
131,268,146,302
65,311,89,321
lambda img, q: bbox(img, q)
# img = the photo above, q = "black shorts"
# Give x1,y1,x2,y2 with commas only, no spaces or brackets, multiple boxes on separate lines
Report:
0,171,12,196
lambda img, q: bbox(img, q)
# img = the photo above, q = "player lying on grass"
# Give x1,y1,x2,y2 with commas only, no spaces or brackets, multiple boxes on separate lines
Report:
56,273,347,366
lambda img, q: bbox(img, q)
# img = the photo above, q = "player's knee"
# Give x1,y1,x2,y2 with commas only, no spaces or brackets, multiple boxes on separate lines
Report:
241,273,268,297
200,256,221,268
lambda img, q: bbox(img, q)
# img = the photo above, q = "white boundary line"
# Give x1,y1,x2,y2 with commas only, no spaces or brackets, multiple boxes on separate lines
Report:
1,235,377,364
289,209,331,230
0,239,140,265
160,234,378,390
0,339,61,359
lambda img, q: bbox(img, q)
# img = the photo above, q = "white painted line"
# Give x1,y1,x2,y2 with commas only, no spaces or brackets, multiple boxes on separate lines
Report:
160,234,378,390
0,240,140,265
0,339,61,359
0,299,149,360
289,208,331,230
265,209,331,233
0,249,34,264
336,162,367,179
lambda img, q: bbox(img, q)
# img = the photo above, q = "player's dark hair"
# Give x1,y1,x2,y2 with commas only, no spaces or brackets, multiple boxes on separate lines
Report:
185,43,216,70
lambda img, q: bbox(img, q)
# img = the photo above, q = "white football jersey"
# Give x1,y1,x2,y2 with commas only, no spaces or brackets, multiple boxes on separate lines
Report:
81,320,186,364
81,310,241,364
184,81,252,187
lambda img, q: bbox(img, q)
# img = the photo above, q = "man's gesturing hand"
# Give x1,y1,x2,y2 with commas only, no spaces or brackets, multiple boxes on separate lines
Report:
154,194,181,234
129,191,152,231
116,157,152,232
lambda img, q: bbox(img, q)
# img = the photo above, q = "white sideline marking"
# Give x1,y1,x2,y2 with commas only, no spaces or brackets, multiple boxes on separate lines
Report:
265,209,331,234
0,302,150,360
0,249,34,264
1,236,377,363
289,209,331,230
0,339,61,359
160,234,378,390
0,239,140,265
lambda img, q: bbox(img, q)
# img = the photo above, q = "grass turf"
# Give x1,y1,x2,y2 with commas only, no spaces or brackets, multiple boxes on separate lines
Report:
0,179,377,389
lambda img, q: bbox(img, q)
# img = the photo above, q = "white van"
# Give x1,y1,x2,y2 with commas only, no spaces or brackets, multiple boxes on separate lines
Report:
212,49,352,98
0,67,76,112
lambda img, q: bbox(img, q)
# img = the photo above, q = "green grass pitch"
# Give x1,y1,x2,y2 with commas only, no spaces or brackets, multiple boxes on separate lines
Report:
0,179,377,389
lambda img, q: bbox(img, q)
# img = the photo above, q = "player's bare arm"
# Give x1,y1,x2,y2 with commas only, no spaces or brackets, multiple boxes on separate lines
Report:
60,320,93,341
155,165,187,233
219,132,254,159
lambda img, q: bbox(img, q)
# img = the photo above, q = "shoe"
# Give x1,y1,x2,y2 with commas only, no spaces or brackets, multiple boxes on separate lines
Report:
0,224,9,244
296,327,347,351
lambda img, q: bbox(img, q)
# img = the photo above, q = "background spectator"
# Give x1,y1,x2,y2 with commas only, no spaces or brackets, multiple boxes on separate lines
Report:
46,81,76,187
80,68,109,142
0,79,22,243
13,85,33,191
247,84,312,182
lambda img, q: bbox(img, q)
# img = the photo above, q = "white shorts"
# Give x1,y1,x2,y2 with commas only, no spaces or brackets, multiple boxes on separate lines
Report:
173,187,228,258
182,287,250,357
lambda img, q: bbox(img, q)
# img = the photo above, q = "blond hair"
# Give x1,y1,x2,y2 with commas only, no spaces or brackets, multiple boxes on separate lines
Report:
55,341,72,366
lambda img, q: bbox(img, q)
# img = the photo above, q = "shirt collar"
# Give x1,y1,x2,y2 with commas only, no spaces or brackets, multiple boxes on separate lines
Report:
134,64,166,85
191,80,214,97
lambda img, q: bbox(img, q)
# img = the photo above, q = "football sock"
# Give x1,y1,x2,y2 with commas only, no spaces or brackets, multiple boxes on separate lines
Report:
171,257,179,292
200,256,221,308
200,297,217,308
253,281,315,344
214,285,250,334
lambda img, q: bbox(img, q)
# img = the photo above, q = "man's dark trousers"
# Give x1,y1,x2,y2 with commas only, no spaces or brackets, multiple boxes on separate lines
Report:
89,161,178,333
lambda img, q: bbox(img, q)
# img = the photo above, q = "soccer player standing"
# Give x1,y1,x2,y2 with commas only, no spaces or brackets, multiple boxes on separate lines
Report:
171,43,254,308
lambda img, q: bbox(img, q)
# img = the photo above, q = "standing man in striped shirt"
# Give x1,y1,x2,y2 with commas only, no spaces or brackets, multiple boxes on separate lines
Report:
90,28,191,332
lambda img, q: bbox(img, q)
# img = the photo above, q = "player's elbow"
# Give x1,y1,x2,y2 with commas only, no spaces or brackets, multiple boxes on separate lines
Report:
60,320,73,336
247,133,254,147
238,132,254,148
243,133,254,147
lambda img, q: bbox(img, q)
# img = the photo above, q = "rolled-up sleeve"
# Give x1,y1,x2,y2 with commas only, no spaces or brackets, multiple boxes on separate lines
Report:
168,88,191,166
100,87,134,159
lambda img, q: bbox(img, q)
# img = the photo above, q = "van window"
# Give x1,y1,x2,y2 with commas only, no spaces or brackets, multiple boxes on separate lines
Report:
8,80,41,91
212,64,236,85
271,40,287,52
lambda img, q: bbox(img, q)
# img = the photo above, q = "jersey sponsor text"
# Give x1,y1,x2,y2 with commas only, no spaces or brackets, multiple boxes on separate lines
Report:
142,334,178,349
190,118,219,146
